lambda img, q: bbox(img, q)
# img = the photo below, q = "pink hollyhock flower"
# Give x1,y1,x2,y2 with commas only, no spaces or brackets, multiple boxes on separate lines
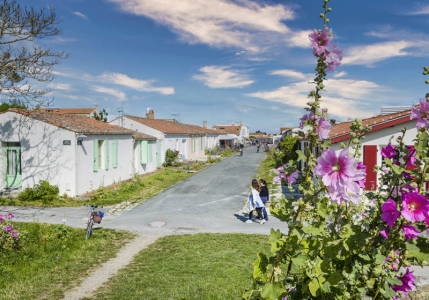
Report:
405,146,417,167
309,27,332,56
6,212,13,219
0,216,3,223
329,183,361,204
382,199,400,227
393,185,419,199
402,225,420,241
380,229,390,239
381,144,396,159
401,192,429,222
5,225,13,232
392,268,415,299
410,98,429,129
273,177,281,184
299,114,308,129
355,162,367,188
392,264,399,270
279,172,287,180
287,171,299,186
277,167,283,172
316,118,332,140
326,45,343,71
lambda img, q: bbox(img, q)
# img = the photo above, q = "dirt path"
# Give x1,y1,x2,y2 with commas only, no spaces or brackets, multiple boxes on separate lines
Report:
62,232,164,300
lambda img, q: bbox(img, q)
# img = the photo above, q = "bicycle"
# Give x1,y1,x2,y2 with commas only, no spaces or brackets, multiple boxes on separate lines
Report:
84,204,104,240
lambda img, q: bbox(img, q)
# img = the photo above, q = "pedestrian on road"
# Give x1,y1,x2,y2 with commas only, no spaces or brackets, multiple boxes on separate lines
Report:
258,179,269,223
246,179,265,224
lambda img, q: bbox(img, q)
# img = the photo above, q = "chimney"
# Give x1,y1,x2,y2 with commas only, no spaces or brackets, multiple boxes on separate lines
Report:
94,105,98,110
203,121,207,128
145,109,154,119
322,108,328,119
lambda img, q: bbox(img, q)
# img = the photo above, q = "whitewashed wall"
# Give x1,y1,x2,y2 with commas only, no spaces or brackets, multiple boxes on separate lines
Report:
165,135,188,159
109,117,166,164
0,112,76,196
132,140,157,177
75,135,136,195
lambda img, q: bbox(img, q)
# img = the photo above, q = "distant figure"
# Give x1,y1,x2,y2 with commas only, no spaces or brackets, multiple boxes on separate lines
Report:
246,179,265,224
258,179,269,223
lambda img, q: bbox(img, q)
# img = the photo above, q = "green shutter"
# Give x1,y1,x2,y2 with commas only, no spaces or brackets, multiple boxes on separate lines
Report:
105,140,109,170
93,140,98,172
148,141,153,162
141,140,148,164
112,140,118,168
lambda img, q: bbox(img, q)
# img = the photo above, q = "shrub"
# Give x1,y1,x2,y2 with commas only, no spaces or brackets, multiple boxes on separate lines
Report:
163,149,179,167
18,180,59,203
0,212,21,252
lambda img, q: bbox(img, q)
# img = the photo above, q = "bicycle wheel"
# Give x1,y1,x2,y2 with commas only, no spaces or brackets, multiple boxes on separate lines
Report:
86,217,94,240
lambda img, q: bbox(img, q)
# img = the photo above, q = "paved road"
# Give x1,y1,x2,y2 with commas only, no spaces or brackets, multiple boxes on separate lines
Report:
1,148,288,236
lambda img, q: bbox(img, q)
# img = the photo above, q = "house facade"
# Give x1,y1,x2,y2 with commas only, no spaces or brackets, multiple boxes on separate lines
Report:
212,124,249,143
0,109,157,197
109,116,188,163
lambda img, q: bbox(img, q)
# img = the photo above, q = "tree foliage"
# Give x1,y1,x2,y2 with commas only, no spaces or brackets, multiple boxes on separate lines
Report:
0,0,68,108
0,98,26,112
92,109,108,123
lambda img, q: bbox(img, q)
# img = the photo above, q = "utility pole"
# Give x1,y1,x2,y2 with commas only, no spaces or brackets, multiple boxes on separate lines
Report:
118,106,123,127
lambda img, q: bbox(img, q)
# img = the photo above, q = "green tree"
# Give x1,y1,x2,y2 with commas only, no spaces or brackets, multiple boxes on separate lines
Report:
92,109,108,122
255,130,267,135
0,0,69,108
0,98,27,113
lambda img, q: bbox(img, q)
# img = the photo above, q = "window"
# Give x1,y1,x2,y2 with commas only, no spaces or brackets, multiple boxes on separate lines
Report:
220,127,224,129
98,140,104,169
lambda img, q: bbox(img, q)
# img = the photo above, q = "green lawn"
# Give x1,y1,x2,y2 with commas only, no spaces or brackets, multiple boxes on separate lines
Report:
0,169,194,207
0,222,134,300
87,233,272,300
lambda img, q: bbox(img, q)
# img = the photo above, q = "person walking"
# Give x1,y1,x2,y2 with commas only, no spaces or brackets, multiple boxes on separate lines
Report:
246,179,265,224
258,179,269,224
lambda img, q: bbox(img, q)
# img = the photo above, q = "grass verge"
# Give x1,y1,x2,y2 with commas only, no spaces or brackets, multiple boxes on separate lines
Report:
0,222,134,300
87,233,272,300
1,169,194,207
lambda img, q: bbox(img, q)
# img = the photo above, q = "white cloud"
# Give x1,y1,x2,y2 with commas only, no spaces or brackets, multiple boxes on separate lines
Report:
73,11,88,20
342,41,413,65
288,30,312,48
407,4,429,15
246,71,383,119
270,69,309,80
97,72,175,95
192,65,254,88
333,71,347,78
108,0,299,53
92,86,127,101
47,83,72,90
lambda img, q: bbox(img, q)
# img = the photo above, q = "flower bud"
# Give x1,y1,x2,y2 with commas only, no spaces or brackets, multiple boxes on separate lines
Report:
352,138,359,144
350,132,356,138
426,80,429,84
359,126,364,131
392,264,398,270
424,71,428,75
361,136,365,140
319,13,325,18
340,143,346,149
327,8,332,11
326,19,330,23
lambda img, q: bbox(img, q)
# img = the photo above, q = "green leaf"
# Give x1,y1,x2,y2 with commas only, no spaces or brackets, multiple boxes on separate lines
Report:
291,254,309,268
416,132,429,152
339,224,354,239
358,254,370,261
296,150,307,162
327,270,343,287
320,139,331,150
261,282,285,300
309,278,320,297
391,164,404,175
375,253,387,264
252,253,268,279
322,281,331,293
406,242,420,252
386,276,402,286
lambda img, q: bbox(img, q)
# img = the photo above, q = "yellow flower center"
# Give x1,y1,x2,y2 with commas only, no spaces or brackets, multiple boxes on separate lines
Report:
332,164,341,172
408,202,417,211
421,111,427,119
318,39,325,46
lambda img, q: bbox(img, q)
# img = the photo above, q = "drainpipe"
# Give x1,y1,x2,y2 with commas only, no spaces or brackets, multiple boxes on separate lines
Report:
74,133,78,197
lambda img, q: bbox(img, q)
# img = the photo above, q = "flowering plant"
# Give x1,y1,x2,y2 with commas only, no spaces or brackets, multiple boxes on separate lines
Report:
0,212,21,252
244,1,429,299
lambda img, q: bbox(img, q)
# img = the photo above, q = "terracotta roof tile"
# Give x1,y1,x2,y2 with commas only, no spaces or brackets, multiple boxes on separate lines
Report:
36,108,96,114
329,109,412,139
5,109,155,137
187,125,220,134
132,132,156,140
125,115,188,134
212,125,242,135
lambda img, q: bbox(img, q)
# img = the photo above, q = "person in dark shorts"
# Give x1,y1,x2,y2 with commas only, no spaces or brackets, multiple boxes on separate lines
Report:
258,179,269,223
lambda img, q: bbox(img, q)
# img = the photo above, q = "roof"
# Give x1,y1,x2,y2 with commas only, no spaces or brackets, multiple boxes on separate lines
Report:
167,122,206,135
133,132,156,140
212,125,242,135
329,109,412,144
186,124,220,135
280,127,293,134
124,115,188,134
36,108,96,114
5,109,155,137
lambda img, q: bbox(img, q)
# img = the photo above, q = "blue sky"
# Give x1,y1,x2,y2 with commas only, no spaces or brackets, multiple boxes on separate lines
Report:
16,0,429,133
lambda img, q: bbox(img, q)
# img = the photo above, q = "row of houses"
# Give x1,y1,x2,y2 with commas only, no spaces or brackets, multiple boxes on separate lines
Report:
280,107,416,191
0,108,249,197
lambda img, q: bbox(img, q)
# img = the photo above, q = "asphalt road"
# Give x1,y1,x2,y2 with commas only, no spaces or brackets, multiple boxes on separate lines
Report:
1,148,288,236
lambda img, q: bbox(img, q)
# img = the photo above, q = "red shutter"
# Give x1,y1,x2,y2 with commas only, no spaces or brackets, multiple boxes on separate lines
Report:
364,145,378,191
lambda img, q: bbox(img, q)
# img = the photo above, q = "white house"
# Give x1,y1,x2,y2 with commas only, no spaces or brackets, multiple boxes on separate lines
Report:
212,123,249,143
329,107,415,191
0,109,157,197
109,115,189,163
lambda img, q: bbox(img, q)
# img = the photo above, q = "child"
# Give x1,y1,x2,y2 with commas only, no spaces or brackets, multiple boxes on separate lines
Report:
258,179,269,224
246,179,265,224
